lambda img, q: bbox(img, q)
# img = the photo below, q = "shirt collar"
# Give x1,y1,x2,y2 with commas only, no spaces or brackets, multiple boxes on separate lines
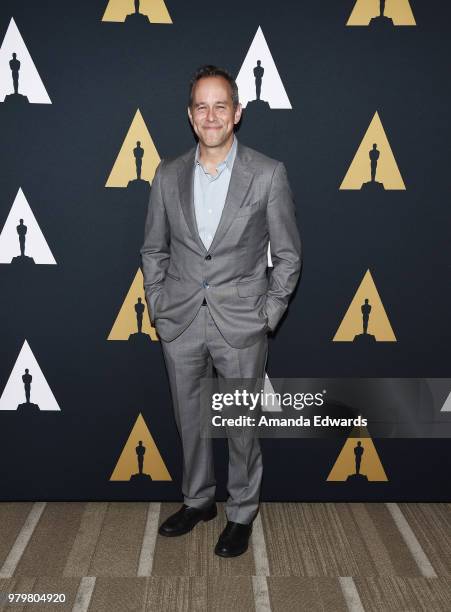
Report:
194,134,238,172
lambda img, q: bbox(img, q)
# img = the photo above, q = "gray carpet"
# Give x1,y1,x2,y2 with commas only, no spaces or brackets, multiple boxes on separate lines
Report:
0,502,450,611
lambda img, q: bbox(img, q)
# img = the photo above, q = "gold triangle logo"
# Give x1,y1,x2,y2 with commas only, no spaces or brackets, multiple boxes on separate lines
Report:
102,0,172,24
108,268,158,342
105,109,161,188
347,0,416,26
333,269,396,342
340,112,405,190
327,425,388,481
110,413,172,481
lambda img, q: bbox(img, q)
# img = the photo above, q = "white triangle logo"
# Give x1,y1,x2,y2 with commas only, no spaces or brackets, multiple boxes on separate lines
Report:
261,373,282,412
441,391,451,413
0,17,51,104
236,26,291,109
0,340,60,411
0,188,56,264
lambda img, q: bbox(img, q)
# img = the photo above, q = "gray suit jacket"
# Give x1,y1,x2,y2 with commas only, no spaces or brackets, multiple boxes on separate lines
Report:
140,139,302,348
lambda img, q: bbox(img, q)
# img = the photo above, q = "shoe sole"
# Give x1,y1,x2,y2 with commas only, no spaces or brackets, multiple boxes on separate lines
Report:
214,542,249,558
158,505,217,537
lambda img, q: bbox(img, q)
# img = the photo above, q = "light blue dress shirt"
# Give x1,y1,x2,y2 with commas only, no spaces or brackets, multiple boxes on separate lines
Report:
193,135,238,250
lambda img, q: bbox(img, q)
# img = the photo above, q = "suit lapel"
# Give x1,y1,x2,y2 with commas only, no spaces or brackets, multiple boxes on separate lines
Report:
177,146,205,253
177,140,253,255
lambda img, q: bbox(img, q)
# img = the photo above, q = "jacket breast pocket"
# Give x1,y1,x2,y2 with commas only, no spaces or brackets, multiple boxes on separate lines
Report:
235,200,263,218
236,278,268,297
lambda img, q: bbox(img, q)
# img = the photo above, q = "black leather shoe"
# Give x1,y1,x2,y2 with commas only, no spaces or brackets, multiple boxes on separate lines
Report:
158,503,217,537
214,520,253,557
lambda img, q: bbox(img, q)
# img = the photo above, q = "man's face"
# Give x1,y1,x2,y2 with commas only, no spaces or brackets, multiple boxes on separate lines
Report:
187,76,242,149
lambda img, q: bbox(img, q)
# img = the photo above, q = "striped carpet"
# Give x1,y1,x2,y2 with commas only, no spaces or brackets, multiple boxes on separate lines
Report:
0,502,450,611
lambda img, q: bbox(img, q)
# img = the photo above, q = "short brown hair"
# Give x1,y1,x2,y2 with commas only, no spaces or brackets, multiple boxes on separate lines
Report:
188,64,239,109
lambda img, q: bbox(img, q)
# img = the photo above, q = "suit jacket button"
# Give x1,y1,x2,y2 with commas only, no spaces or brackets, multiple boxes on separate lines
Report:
205,254,211,260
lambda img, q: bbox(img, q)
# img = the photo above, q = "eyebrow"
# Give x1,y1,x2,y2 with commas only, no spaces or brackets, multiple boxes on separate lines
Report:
194,100,229,108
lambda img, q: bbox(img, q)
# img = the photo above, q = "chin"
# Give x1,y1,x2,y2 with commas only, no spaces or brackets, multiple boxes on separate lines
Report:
202,134,226,147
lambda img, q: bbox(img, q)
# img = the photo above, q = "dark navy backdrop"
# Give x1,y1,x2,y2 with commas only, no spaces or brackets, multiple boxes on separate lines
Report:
0,0,450,500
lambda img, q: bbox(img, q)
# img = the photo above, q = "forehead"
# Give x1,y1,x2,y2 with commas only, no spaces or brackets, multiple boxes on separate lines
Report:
192,76,233,104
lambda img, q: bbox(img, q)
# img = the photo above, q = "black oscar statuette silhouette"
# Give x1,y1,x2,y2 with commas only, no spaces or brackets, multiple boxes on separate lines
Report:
125,0,151,24
346,440,368,482
127,141,150,193
353,298,376,343
361,144,384,191
17,368,40,412
254,60,263,101
130,440,152,481
245,60,271,116
369,0,394,28
128,297,150,344
4,53,29,105
11,219,35,265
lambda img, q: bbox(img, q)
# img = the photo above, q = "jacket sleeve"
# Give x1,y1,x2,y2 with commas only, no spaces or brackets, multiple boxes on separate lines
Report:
140,160,170,325
265,161,302,331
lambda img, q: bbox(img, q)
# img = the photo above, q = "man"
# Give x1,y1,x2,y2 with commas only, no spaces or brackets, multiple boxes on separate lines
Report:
140,65,301,557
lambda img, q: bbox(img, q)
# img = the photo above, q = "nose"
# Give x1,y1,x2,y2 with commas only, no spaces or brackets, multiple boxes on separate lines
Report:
206,107,216,122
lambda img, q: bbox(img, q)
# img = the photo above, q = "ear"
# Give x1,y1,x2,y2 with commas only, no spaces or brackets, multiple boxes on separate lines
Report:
187,106,193,125
234,102,242,125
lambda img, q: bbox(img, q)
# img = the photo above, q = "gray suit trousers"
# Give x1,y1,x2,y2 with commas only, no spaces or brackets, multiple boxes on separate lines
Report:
160,302,268,525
